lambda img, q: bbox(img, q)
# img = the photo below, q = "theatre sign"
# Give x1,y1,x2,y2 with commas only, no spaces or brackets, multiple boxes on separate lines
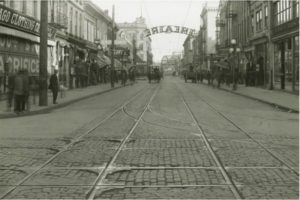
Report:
145,25,196,37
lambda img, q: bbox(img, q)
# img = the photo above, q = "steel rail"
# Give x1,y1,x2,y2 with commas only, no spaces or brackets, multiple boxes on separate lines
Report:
184,84,299,176
181,96,243,199
0,86,148,200
87,85,160,200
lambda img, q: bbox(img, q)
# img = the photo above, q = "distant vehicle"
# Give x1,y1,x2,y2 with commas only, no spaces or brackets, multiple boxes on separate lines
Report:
183,65,197,83
148,65,161,83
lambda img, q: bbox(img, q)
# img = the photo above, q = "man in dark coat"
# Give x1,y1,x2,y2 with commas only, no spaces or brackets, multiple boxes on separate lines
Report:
49,69,59,104
14,69,29,113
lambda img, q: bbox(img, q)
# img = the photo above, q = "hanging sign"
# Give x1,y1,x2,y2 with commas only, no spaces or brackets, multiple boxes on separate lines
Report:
145,25,196,37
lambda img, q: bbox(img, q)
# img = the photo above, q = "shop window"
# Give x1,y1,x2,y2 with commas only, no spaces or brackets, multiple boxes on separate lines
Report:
294,36,299,89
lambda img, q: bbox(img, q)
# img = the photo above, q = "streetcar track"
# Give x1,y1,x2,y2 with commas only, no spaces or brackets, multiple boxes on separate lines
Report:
181,96,243,199
86,85,160,200
122,107,138,121
147,105,194,125
0,86,149,200
183,84,299,176
141,118,196,132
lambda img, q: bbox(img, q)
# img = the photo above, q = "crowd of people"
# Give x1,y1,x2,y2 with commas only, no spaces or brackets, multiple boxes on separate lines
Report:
183,61,265,89
5,56,136,115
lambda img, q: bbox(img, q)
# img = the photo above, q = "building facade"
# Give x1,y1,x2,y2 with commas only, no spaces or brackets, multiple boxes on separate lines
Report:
216,0,299,93
200,4,218,71
116,16,152,75
271,0,299,92
182,35,194,68
0,0,114,92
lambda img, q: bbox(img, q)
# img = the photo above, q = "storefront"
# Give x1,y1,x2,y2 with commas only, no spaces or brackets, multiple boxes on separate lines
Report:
0,4,56,95
272,18,299,93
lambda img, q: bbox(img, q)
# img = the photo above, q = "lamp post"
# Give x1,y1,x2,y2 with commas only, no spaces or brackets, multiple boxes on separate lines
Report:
229,39,240,90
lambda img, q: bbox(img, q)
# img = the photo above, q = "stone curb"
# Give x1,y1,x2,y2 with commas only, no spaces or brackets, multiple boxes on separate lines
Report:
0,84,127,119
208,84,299,113
221,87,299,113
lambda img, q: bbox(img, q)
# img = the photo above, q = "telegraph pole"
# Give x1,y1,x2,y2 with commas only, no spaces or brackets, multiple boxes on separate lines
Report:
39,0,48,106
110,5,115,88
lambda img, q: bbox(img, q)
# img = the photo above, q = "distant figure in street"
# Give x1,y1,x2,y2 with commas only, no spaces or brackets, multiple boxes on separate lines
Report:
49,69,59,104
14,69,29,114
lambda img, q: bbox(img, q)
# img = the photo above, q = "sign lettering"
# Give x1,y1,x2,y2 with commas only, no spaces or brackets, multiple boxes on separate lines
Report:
0,5,56,39
145,25,196,37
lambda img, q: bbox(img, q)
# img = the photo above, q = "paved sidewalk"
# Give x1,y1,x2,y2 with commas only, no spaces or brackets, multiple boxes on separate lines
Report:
0,83,126,118
202,81,299,112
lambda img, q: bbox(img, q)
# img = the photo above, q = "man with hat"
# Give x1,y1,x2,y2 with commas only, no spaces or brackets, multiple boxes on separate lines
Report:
49,69,59,104
14,69,29,113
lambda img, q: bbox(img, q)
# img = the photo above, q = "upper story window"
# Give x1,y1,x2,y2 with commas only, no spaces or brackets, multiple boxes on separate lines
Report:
9,1,14,8
274,0,293,26
256,9,262,31
250,14,254,34
264,6,268,28
75,11,78,36
33,0,38,18
70,7,73,34
22,1,27,14
296,0,299,17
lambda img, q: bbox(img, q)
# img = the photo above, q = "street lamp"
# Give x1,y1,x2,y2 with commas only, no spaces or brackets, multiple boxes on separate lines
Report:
229,39,240,90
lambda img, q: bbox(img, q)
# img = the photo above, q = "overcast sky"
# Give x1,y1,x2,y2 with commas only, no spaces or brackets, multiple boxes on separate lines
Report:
92,0,219,62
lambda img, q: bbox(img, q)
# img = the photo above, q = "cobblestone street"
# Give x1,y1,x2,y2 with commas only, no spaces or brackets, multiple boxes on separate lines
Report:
0,78,298,199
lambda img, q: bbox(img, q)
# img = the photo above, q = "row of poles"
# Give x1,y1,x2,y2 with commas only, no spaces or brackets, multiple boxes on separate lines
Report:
39,2,117,106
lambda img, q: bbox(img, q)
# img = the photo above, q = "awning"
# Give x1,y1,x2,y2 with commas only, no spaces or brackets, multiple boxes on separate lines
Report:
113,59,123,71
92,55,111,68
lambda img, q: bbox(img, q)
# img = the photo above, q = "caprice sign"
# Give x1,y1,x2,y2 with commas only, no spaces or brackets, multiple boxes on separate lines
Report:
145,25,196,37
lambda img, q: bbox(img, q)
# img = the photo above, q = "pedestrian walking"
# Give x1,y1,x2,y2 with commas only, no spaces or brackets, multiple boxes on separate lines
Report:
49,69,59,104
14,69,29,114
7,72,15,112
74,56,81,88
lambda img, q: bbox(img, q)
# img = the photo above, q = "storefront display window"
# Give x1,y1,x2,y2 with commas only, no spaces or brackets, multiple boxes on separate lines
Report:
284,39,293,90
294,36,299,91
274,43,282,86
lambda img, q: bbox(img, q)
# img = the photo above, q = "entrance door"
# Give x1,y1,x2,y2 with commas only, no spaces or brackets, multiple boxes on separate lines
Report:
257,56,264,86
280,42,285,89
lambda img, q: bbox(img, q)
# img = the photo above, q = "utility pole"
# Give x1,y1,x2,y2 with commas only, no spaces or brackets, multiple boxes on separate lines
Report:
110,5,115,88
39,0,48,106
132,37,137,79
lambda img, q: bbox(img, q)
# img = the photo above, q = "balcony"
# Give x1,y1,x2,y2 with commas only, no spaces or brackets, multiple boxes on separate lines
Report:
49,11,68,30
